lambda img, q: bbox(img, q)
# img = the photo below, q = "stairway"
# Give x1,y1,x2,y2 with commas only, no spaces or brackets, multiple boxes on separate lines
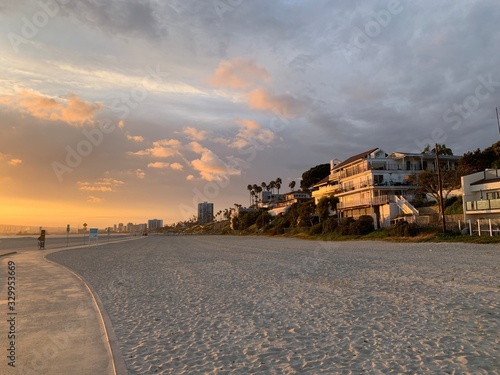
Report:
395,196,419,216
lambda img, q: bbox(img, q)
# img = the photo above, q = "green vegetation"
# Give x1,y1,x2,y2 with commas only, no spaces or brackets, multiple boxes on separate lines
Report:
300,163,330,190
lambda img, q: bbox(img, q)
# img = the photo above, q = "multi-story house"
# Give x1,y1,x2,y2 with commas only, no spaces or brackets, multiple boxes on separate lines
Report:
312,148,460,228
462,169,500,223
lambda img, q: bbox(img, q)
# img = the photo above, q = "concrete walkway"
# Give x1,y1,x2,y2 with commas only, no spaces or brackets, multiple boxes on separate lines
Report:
0,240,139,374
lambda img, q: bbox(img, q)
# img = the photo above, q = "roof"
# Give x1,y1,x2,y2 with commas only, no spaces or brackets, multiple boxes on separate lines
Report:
313,175,330,187
332,148,379,171
388,151,460,160
285,190,310,195
470,177,500,186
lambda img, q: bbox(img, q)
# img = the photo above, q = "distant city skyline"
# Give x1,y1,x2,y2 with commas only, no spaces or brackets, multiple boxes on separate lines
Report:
1,1,500,227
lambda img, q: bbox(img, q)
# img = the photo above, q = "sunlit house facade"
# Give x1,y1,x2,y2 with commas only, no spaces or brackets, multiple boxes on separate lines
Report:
312,148,460,228
462,169,500,223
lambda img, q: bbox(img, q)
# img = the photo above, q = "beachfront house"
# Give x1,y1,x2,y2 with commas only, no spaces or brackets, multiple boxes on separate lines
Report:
312,148,460,228
462,169,500,226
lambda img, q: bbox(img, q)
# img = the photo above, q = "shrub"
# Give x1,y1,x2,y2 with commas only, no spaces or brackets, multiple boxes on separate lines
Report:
322,217,338,233
337,217,356,235
309,223,323,235
352,215,374,235
444,196,463,215
255,212,272,229
391,220,420,237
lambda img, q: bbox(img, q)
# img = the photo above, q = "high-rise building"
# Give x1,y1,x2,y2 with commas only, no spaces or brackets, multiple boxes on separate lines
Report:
148,219,163,231
198,202,214,224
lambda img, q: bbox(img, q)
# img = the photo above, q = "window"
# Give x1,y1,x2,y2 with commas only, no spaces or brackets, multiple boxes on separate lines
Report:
486,191,500,200
374,175,383,184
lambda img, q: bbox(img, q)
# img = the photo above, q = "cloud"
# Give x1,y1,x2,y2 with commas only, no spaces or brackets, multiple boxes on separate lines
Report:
126,133,144,142
210,58,270,89
186,175,194,181
87,196,103,203
118,120,125,128
0,153,22,166
186,141,208,154
130,139,182,158
136,169,145,179
229,119,277,149
147,161,183,170
148,162,170,169
247,88,305,118
0,91,102,125
170,162,184,171
8,159,22,166
190,147,241,181
78,178,124,192
182,126,207,141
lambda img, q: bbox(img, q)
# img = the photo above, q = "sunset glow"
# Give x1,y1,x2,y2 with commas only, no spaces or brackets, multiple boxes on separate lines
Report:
1,1,499,229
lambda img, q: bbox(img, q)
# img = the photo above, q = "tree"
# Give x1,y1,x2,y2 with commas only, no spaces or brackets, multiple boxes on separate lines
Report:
247,184,253,206
300,163,330,190
458,148,492,176
316,195,339,221
421,144,453,155
409,167,460,218
458,141,500,175
269,181,276,194
275,177,282,194
255,186,263,203
289,180,296,191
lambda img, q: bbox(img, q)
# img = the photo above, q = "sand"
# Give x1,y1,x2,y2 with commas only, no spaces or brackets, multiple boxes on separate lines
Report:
47,235,500,374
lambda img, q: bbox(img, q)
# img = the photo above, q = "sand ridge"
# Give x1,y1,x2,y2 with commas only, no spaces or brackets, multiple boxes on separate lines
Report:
48,236,500,374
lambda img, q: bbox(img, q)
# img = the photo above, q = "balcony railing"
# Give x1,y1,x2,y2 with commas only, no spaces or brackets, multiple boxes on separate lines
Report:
337,194,415,210
466,199,500,211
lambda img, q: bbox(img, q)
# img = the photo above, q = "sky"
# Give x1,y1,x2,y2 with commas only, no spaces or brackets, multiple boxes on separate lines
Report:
1,0,500,228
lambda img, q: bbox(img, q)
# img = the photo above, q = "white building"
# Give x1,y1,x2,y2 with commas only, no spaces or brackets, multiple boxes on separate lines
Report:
312,148,460,228
462,169,500,223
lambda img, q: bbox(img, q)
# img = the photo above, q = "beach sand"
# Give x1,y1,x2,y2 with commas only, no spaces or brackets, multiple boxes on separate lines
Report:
48,235,500,374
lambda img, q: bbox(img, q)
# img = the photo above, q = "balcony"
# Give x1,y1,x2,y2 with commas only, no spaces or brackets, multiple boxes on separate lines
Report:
466,199,500,212
337,194,415,210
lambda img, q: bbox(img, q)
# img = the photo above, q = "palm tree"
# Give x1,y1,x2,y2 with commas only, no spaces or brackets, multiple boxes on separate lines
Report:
247,184,253,206
289,180,296,191
255,186,263,203
275,177,282,194
250,190,256,206
269,181,276,194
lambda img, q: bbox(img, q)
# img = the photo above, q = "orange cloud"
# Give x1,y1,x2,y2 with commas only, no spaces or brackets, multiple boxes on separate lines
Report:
0,153,22,166
182,126,207,141
0,91,102,125
148,162,170,169
170,162,184,171
87,195,103,203
210,58,270,89
8,159,22,166
126,133,144,142
136,169,145,179
229,119,277,149
78,178,124,192
190,148,241,181
247,88,305,118
130,139,182,158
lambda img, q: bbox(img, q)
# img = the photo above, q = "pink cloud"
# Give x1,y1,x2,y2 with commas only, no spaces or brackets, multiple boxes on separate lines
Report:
247,88,305,118
0,91,102,125
210,58,270,89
